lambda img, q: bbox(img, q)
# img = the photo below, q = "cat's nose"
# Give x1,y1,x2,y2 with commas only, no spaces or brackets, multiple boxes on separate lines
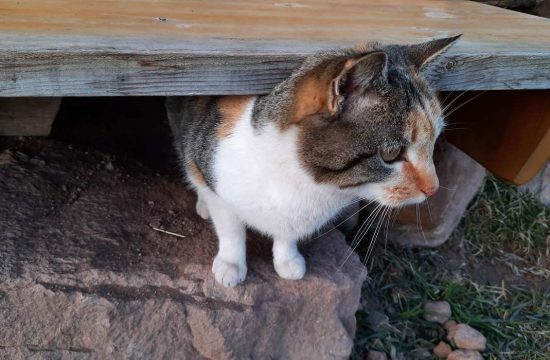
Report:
421,184,438,197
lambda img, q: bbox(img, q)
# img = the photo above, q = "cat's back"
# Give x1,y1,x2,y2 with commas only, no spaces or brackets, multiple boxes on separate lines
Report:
166,96,256,188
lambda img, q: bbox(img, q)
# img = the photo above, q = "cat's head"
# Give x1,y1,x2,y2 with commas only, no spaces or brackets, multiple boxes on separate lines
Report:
289,36,460,207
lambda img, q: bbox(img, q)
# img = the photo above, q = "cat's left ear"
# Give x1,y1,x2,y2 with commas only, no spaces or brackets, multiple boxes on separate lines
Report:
405,34,462,70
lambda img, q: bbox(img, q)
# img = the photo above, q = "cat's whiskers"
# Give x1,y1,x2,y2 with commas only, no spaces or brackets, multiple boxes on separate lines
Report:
438,185,457,191
425,198,433,223
346,203,383,254
444,91,487,118
312,198,375,240
363,206,392,268
339,203,384,269
416,203,428,245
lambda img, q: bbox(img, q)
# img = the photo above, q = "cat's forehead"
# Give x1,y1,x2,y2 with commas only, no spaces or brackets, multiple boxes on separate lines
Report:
407,98,442,144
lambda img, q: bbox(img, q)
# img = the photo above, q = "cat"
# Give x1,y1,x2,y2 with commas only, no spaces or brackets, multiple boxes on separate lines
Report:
167,35,460,287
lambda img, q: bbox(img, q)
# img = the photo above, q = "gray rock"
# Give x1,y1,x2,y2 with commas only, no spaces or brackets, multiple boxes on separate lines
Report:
0,140,367,360
389,140,485,247
423,301,452,324
520,160,550,206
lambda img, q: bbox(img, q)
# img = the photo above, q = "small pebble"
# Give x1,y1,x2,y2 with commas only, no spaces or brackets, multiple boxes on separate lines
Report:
367,350,388,360
444,320,458,331
367,311,389,331
447,349,483,360
447,324,486,351
424,301,452,324
148,201,154,206
105,162,115,171
433,341,452,358
61,185,68,192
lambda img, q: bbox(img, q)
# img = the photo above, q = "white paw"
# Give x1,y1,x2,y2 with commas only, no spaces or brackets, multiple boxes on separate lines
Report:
274,254,306,280
212,256,247,287
196,199,209,220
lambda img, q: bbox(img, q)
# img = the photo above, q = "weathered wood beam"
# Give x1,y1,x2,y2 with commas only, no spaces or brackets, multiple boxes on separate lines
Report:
0,0,549,96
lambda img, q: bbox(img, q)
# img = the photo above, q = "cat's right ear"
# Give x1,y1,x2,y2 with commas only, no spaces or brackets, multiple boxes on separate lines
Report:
291,52,388,123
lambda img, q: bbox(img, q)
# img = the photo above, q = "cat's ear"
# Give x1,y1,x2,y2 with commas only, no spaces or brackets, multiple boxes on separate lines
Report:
339,51,388,95
291,51,387,123
405,35,461,70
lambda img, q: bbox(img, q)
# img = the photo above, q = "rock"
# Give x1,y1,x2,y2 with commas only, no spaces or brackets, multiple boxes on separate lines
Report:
444,320,458,331
447,349,483,360
389,141,485,247
520,160,550,206
367,350,388,360
447,324,487,351
0,149,15,165
423,301,452,324
366,310,390,331
105,161,115,171
433,341,453,358
0,140,367,359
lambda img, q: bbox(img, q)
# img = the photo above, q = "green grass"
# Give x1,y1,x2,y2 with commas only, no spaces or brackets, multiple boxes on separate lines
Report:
351,176,550,359
464,176,550,256
353,246,550,359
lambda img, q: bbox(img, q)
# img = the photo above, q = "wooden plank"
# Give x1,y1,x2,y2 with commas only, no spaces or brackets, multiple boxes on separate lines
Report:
445,90,550,185
1,0,550,96
0,98,61,136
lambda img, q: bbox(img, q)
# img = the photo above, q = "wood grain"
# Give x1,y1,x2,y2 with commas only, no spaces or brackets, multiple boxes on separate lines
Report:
1,0,550,96
445,90,550,184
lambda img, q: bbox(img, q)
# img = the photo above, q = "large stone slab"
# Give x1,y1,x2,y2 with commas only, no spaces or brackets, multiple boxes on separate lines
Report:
389,140,486,247
0,139,366,360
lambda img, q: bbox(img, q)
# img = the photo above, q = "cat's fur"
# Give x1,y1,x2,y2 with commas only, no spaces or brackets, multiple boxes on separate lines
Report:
167,36,460,286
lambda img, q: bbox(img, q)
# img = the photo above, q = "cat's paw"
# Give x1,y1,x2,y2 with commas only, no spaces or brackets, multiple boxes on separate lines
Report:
212,256,247,287
196,198,210,220
274,254,306,280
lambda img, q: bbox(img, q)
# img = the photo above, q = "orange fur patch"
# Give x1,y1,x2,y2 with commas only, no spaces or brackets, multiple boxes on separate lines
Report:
187,160,206,186
216,96,252,139
291,58,360,124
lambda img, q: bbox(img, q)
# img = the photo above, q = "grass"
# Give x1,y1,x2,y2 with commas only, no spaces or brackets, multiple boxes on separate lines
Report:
351,176,550,359
464,176,550,257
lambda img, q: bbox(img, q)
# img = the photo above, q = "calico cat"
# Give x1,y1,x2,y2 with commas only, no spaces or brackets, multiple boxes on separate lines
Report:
167,36,460,287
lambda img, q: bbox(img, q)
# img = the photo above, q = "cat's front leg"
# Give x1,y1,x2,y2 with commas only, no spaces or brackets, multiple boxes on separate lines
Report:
273,239,306,280
199,189,247,287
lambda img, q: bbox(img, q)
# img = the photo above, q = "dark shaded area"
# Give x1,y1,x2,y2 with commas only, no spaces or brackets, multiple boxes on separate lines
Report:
50,97,177,172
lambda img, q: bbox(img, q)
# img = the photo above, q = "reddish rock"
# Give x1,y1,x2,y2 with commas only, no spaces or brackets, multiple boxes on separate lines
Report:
447,349,483,360
447,324,487,351
0,140,367,359
433,341,453,358
423,301,452,324
444,320,459,331
389,140,485,247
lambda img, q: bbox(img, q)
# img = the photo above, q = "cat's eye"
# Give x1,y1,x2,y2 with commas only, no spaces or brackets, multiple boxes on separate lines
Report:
379,146,403,163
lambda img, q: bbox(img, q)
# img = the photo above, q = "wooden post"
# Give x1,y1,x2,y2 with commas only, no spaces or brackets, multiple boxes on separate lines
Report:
445,90,550,185
0,98,62,136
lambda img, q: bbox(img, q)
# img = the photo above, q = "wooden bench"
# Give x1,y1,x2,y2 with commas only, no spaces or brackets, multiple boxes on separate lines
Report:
1,0,550,184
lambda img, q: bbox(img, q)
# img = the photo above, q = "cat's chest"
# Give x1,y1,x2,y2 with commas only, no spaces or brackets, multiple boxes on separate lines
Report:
213,123,349,238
